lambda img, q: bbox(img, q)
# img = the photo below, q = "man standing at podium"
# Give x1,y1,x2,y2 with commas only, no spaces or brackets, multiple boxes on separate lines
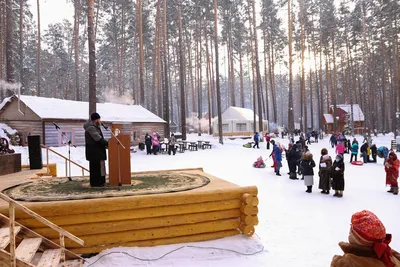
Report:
84,113,109,187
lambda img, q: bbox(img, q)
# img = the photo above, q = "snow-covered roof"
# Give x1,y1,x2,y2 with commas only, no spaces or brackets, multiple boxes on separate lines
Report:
1,95,166,123
323,114,334,124
219,106,266,122
333,104,365,121
0,96,12,111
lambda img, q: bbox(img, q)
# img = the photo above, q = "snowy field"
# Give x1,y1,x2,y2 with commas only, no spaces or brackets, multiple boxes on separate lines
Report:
6,133,400,267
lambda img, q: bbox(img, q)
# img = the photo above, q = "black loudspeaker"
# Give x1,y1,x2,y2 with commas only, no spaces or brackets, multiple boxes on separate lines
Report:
28,135,43,170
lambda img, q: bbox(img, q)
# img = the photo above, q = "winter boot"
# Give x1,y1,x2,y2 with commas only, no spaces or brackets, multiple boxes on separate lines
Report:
276,171,281,176
394,187,399,195
333,191,339,197
387,186,394,193
306,186,312,193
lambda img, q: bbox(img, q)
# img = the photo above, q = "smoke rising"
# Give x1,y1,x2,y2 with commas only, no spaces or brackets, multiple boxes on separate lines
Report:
0,80,22,93
103,89,135,105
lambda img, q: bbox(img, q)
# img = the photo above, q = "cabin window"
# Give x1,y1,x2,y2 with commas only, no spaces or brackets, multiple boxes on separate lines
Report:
236,123,247,132
21,127,33,146
222,123,229,132
58,129,75,146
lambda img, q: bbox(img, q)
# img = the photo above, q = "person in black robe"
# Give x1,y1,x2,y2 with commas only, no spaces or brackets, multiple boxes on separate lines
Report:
83,113,109,187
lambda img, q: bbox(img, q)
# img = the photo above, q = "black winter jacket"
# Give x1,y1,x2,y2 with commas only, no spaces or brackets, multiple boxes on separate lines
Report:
84,120,108,161
300,159,316,175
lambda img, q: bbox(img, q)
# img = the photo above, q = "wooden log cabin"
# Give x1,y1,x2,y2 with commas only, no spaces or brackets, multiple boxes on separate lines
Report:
0,95,166,147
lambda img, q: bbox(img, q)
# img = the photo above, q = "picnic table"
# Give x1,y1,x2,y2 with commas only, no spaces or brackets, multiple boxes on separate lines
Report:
197,140,203,148
188,142,198,151
182,141,189,150
203,141,212,149
177,143,185,153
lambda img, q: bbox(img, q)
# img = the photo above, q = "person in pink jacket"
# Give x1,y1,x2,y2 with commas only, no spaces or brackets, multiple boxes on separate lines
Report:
336,141,345,156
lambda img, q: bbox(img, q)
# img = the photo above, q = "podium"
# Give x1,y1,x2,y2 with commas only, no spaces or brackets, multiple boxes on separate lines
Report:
107,125,131,186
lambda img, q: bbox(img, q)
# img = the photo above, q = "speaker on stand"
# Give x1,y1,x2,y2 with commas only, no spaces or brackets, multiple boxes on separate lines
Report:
28,135,43,169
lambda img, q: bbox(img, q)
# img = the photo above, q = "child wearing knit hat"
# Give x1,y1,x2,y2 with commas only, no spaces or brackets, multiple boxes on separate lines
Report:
331,210,400,267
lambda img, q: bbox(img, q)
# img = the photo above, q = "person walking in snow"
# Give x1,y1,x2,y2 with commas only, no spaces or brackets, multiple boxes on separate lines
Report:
332,154,345,198
168,133,176,155
265,133,271,150
288,144,300,179
350,141,359,163
319,148,332,194
301,152,316,193
306,132,311,145
253,132,260,149
330,134,336,148
336,141,345,156
385,151,399,195
144,133,152,155
272,141,282,176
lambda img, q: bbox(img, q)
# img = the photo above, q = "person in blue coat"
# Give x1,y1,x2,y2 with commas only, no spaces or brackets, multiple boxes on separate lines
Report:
253,132,260,149
273,142,283,176
350,142,359,163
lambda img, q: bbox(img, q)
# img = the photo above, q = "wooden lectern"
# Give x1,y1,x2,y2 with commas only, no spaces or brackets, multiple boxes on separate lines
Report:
108,124,131,186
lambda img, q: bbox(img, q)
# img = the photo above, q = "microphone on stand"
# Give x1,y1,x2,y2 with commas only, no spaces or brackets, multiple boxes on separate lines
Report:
53,122,60,130
101,123,109,130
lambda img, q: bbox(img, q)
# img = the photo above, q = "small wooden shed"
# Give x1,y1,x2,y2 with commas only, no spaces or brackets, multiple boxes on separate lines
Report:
0,95,166,146
323,104,365,134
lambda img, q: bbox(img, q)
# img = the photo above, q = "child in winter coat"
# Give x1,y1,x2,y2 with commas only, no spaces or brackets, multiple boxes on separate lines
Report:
371,144,378,163
385,151,399,195
350,142,359,163
332,154,345,197
336,142,345,156
253,132,260,149
301,152,316,193
272,141,282,176
264,133,271,150
331,210,400,267
319,148,332,194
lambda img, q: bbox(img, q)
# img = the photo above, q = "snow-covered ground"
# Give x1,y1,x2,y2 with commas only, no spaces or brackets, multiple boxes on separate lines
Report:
7,133,400,267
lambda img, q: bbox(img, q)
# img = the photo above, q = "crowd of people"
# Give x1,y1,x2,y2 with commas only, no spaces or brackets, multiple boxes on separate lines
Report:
261,131,399,197
144,132,177,156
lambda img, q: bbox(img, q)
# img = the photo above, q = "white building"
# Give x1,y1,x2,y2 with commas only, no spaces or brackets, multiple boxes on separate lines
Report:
212,106,268,137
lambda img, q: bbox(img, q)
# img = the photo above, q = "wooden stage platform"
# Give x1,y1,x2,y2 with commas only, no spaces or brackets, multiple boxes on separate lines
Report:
0,168,259,254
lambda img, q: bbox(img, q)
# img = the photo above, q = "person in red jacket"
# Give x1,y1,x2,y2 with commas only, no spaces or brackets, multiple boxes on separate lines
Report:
385,151,399,195
264,133,271,150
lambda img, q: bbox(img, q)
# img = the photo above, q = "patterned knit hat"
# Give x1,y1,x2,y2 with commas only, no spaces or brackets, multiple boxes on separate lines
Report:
349,210,386,247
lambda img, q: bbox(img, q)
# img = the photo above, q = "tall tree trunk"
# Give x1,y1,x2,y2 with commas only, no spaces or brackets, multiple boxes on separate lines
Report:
74,0,81,101
88,0,96,114
151,0,161,113
239,50,245,108
206,32,212,135
332,33,338,132
196,19,202,136
251,0,263,133
210,34,216,118
138,0,145,106
19,0,23,92
263,30,269,123
309,46,314,130
213,0,223,144
36,0,40,96
163,0,170,138
247,1,256,131
269,37,277,123
0,0,3,100
287,0,294,132
94,0,101,39
5,0,14,91
300,0,306,132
